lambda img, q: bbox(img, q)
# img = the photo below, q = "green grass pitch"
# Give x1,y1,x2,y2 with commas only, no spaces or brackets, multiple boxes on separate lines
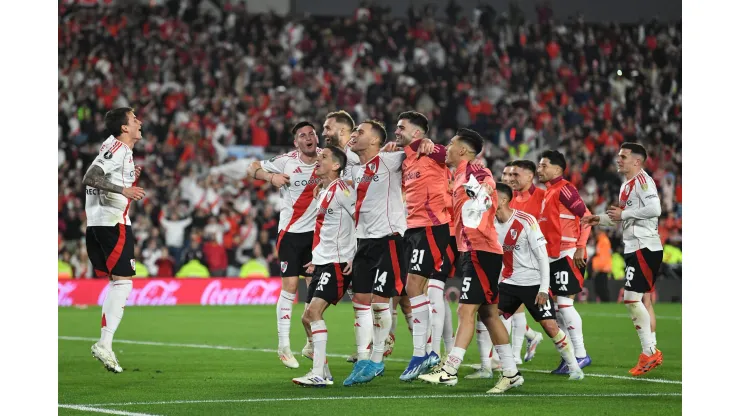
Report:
58,302,681,415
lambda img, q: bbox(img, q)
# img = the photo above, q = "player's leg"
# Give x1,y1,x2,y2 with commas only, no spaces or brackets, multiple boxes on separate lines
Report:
480,304,524,393
345,240,374,365
442,240,457,354
643,293,658,356
418,301,478,385
275,231,304,368
301,271,314,359
550,257,589,373
511,305,532,364
624,248,663,376
427,272,446,357
472,313,497,372
88,225,134,373
404,229,432,363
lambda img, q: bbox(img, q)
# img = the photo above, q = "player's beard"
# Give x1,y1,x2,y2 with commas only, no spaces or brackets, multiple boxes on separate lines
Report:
324,133,339,147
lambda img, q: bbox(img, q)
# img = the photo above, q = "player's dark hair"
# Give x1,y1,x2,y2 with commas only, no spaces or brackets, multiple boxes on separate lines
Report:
540,150,567,171
496,182,513,202
326,110,355,130
105,107,134,137
291,121,316,135
398,111,429,134
504,160,516,168
326,146,348,174
455,128,484,155
620,142,648,161
512,160,537,174
361,119,387,144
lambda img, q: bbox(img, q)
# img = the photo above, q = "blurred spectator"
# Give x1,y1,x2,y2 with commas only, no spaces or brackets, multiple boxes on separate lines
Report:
202,233,228,276
154,247,176,278
59,251,73,279
590,230,613,302
239,243,270,278
160,211,193,263
176,258,211,278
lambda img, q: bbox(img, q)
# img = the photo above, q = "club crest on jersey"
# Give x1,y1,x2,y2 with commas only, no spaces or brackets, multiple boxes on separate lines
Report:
368,162,378,173
325,190,334,201
281,261,288,273
104,151,113,159
510,229,518,240
130,259,136,271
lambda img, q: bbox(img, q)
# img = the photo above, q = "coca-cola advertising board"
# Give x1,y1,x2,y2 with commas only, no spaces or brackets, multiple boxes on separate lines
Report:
58,278,289,306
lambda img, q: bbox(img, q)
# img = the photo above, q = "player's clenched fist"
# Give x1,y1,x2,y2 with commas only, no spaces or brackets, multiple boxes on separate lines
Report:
123,186,146,201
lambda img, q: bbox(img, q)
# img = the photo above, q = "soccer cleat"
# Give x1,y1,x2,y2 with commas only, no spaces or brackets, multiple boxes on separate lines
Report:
343,360,371,386
399,355,427,381
418,366,458,386
383,334,395,357
577,354,592,369
524,332,543,362
292,371,328,387
421,351,441,374
91,343,123,373
302,342,314,360
354,360,385,384
568,368,585,381
551,358,569,375
464,368,494,379
278,346,299,369
629,349,662,376
486,372,524,394
346,352,358,363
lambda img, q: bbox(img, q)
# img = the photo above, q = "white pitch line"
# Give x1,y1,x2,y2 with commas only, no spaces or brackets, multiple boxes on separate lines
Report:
57,404,161,416
579,312,681,321
76,393,681,407
58,336,681,385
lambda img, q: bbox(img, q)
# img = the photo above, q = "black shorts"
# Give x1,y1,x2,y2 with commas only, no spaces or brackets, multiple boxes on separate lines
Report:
549,256,584,296
459,251,502,305
353,235,406,298
498,283,556,322
404,225,450,279
86,224,136,278
434,236,460,282
307,263,349,305
624,248,663,293
277,231,314,278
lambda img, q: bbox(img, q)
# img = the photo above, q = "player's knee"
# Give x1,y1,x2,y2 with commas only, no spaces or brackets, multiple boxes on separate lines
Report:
623,290,643,303
301,309,312,327
457,305,476,323
306,303,323,322
352,293,371,305
282,277,299,293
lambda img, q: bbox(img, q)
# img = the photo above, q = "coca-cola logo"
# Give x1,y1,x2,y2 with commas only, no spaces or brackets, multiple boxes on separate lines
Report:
58,282,78,306
200,279,282,305
97,280,181,306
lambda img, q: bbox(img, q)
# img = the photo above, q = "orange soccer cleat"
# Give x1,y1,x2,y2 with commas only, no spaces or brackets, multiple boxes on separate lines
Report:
629,349,663,376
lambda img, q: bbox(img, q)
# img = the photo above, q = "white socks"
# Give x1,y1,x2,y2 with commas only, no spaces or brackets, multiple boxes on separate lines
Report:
557,296,587,358
551,329,579,373
100,280,132,350
501,314,512,335
442,298,455,353
353,302,373,360
410,295,430,357
511,312,527,360
371,303,392,363
443,346,466,374
277,290,296,349
427,279,446,356
624,291,657,355
495,344,518,377
524,324,537,341
310,320,328,377
476,319,494,368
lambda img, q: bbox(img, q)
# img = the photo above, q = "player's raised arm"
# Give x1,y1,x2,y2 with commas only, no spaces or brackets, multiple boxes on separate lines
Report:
248,157,290,187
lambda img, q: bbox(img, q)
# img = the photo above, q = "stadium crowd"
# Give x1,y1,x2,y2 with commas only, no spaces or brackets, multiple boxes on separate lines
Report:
58,0,681,283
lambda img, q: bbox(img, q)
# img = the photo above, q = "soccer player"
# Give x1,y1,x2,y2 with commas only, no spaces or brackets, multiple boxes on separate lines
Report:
536,150,592,374
581,142,664,376
83,107,146,373
292,146,356,387
342,120,407,386
389,111,451,380
322,110,355,149
508,159,548,362
494,182,584,380
419,129,523,394
247,121,321,369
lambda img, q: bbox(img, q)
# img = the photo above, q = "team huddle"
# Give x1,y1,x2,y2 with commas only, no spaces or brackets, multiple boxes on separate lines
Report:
83,108,665,393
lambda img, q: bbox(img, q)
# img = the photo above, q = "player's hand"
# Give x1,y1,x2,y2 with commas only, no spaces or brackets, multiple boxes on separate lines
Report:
581,215,600,226
270,173,291,187
535,292,549,307
606,205,623,222
134,166,142,179
342,260,353,275
122,186,146,201
303,261,315,275
418,138,435,156
381,142,399,153
574,248,587,269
